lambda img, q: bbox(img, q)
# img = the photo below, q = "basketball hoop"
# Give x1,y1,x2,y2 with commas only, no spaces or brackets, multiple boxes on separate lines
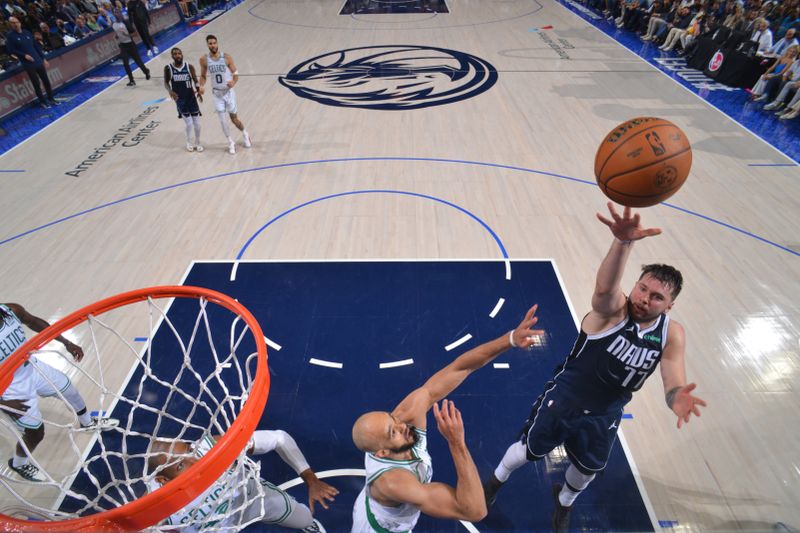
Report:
0,286,269,532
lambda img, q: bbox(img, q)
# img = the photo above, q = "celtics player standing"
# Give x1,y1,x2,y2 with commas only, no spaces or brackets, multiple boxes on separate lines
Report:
164,47,203,152
350,306,543,532
198,34,251,155
483,204,707,532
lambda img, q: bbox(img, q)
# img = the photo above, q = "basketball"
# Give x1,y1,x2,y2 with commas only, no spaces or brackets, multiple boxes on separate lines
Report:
594,117,692,207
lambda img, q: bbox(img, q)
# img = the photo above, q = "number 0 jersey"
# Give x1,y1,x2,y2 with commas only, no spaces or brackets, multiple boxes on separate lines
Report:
206,53,232,92
551,306,670,413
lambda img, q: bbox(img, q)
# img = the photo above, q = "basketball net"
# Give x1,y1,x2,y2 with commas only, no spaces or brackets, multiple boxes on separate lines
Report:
0,287,270,531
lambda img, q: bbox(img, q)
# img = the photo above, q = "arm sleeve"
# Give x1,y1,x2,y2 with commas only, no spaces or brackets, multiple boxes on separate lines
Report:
250,430,311,475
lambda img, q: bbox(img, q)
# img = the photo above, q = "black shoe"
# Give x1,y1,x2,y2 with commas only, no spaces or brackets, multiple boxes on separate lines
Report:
49,98,59,106
145,70,151,80
552,484,572,533
39,102,51,109
7,458,46,482
127,80,136,86
483,474,504,507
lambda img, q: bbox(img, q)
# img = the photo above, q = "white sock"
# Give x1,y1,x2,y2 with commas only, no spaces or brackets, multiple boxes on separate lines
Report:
12,453,29,467
559,464,595,507
493,441,528,483
192,116,202,144
183,116,193,143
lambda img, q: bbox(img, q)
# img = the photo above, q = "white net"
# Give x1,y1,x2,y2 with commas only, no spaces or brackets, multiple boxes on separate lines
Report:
0,292,269,531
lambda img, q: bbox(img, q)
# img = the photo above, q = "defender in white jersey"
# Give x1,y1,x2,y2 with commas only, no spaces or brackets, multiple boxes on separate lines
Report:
350,306,544,532
198,34,251,155
147,429,338,532
0,303,118,483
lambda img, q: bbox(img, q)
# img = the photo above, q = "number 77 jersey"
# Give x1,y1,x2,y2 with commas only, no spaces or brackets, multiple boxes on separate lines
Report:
550,311,670,413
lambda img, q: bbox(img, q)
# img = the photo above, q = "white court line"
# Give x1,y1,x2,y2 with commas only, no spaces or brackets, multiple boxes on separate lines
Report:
493,363,510,369
489,297,505,318
379,358,414,369
445,333,472,351
309,358,343,369
505,259,512,280
264,336,282,351
229,261,240,281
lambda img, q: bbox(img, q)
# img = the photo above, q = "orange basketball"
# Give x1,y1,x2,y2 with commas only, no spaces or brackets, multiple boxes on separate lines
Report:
594,117,691,207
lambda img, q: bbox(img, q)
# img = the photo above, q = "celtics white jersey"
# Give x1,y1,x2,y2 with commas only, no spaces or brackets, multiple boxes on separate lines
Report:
0,305,34,390
206,53,232,92
148,435,242,532
352,428,432,533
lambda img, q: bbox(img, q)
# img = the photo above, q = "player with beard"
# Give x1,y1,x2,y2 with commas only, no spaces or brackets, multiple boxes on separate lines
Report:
350,306,544,532
164,47,203,152
198,34,251,155
483,204,707,532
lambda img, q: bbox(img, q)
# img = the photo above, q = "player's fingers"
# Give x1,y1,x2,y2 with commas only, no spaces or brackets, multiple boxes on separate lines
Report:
623,205,632,220
684,382,697,392
694,397,708,407
524,304,538,322
596,213,613,226
692,405,702,417
309,499,316,515
643,228,662,237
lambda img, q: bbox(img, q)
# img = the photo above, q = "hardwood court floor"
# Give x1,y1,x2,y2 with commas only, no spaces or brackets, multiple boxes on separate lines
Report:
0,0,798,530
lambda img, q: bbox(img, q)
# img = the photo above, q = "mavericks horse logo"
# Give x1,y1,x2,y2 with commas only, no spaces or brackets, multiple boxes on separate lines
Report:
279,45,498,110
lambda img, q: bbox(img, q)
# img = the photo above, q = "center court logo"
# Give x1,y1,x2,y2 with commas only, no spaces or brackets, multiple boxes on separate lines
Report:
279,45,498,110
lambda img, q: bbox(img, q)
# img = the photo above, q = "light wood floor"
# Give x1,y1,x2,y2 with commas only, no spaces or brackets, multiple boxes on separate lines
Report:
1,0,799,530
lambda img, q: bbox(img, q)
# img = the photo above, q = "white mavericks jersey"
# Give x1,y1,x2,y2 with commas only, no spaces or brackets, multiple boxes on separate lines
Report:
0,304,34,394
148,435,243,532
206,53,232,92
352,428,433,533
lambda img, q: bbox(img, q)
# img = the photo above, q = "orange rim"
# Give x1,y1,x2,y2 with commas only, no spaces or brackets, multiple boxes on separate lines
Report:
0,286,269,532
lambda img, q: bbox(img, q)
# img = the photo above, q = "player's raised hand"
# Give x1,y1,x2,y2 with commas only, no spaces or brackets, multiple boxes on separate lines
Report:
510,304,545,350
670,383,707,429
433,400,465,446
596,202,662,242
306,475,339,515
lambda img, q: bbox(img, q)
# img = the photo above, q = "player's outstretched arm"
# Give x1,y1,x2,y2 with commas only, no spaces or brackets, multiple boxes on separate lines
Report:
659,321,706,428
392,305,542,427
246,430,339,513
5,303,83,361
373,401,486,522
592,203,662,317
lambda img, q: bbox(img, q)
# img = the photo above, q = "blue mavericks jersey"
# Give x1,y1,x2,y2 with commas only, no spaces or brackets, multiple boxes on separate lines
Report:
169,62,195,99
551,310,670,412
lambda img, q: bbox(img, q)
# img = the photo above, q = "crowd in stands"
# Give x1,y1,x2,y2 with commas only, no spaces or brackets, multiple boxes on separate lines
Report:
582,0,800,120
0,0,208,74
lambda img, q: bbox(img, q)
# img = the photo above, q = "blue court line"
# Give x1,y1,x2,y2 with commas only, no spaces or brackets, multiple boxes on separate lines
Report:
134,337,148,342
142,98,168,106
659,520,680,528
0,170,25,172
0,156,796,258
747,163,799,167
622,413,633,419
235,189,508,260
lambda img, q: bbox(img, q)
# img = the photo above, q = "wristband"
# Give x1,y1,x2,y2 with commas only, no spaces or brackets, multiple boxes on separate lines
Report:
616,237,633,245
509,330,517,348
